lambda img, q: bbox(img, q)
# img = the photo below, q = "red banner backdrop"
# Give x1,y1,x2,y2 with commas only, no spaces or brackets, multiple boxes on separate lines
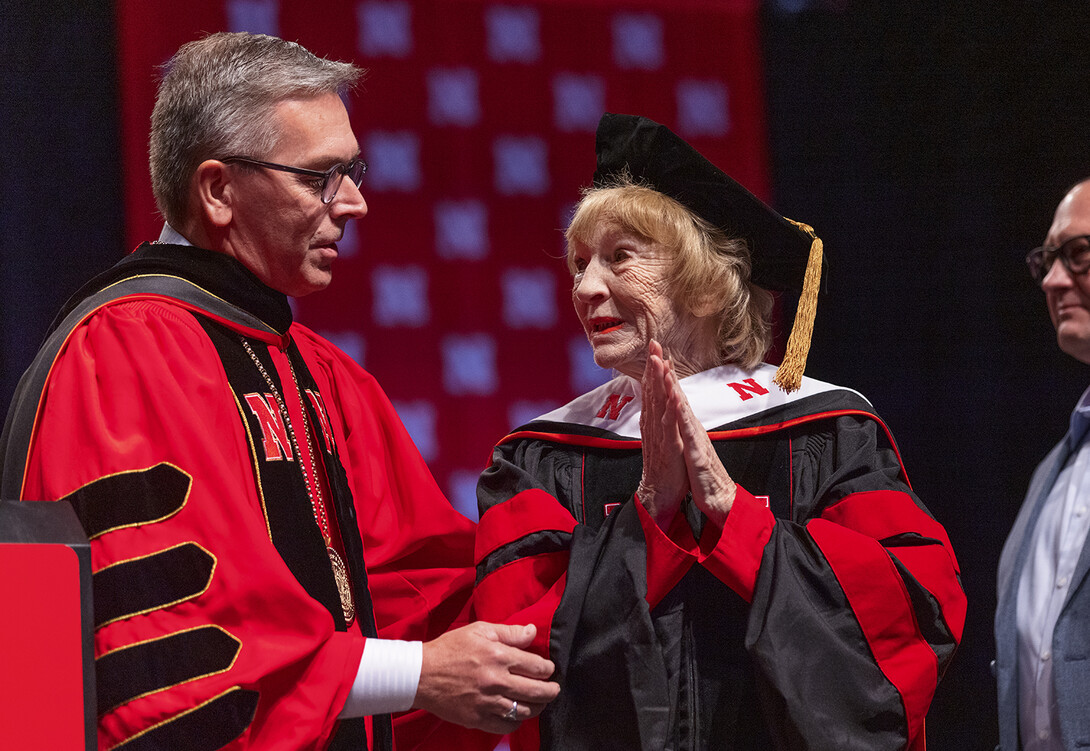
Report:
116,0,769,519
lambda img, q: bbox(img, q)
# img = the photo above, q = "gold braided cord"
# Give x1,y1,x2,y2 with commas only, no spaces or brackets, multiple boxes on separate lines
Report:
772,219,823,393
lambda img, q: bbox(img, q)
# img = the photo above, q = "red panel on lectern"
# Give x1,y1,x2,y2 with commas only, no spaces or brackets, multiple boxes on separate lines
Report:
0,544,85,749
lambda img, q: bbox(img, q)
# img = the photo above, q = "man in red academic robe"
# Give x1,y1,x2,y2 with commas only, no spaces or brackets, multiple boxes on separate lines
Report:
0,31,557,751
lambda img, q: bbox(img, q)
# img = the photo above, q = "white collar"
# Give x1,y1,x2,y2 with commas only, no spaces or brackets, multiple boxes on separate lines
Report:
158,223,192,246
533,363,866,439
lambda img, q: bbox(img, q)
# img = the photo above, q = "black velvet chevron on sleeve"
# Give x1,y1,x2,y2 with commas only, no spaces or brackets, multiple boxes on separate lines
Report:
62,462,191,540
92,542,215,629
95,626,241,716
115,687,259,751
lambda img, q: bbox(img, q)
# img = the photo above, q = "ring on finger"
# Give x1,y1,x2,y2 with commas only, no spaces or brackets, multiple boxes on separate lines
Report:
503,700,519,721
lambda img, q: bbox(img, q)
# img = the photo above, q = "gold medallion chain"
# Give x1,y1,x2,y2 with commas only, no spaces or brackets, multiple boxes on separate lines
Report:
242,339,355,624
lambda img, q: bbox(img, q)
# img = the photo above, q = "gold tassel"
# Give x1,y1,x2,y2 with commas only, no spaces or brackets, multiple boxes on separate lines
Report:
772,219,823,393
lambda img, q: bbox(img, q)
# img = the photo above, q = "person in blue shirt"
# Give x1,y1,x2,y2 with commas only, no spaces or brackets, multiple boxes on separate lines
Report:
997,178,1090,751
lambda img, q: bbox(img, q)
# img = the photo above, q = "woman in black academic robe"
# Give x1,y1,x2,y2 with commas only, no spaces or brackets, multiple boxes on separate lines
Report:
474,114,965,751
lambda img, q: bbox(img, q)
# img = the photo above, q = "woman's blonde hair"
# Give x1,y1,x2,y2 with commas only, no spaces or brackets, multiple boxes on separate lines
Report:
565,177,773,369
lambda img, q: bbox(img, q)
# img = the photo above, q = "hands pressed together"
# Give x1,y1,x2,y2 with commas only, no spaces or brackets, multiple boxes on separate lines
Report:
414,621,560,734
410,342,732,734
636,340,736,531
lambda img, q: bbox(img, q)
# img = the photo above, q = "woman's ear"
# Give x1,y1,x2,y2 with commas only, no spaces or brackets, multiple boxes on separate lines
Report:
691,292,722,318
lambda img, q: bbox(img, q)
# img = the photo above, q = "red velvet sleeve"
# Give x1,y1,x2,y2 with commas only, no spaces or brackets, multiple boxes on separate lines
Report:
632,494,700,608
698,413,965,749
696,485,776,601
474,487,575,657
807,489,965,747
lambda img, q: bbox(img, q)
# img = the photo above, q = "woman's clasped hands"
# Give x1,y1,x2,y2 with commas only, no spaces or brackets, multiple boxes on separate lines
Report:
636,339,736,531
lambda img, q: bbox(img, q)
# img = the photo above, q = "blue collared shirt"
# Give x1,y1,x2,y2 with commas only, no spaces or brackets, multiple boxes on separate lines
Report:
1016,384,1090,749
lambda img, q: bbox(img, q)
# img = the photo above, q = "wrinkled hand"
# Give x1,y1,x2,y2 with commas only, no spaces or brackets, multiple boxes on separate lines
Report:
638,340,736,529
414,622,560,734
636,340,689,528
666,358,735,526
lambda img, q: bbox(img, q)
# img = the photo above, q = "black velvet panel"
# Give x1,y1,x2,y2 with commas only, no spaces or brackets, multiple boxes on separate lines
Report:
63,462,190,540
194,320,392,749
118,687,259,751
196,317,347,630
327,718,369,751
592,112,820,293
49,243,292,337
96,626,241,716
92,542,215,629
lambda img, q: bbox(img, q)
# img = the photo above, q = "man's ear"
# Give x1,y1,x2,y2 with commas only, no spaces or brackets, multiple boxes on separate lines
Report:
192,159,234,228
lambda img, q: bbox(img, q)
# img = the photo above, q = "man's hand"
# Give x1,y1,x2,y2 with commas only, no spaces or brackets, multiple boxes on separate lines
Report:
413,622,560,734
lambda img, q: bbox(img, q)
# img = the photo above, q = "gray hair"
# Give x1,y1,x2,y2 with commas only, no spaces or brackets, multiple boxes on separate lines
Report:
149,32,363,227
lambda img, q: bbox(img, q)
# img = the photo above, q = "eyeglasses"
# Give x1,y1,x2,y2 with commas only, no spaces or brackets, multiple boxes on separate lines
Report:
1026,235,1090,285
220,156,367,204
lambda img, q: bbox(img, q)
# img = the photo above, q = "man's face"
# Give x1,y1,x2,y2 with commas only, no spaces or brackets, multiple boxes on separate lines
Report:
226,92,367,297
1043,181,1090,365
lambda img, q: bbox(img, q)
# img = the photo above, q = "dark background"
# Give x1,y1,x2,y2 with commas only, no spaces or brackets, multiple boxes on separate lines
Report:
6,0,1090,747
765,3,1090,746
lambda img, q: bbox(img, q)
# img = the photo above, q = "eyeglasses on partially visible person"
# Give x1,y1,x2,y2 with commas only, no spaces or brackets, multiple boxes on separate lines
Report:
1026,234,1090,284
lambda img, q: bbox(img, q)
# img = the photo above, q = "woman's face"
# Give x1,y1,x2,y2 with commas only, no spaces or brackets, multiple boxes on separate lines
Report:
570,219,712,379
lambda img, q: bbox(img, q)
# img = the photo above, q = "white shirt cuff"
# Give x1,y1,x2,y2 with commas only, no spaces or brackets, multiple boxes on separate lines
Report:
338,639,423,718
